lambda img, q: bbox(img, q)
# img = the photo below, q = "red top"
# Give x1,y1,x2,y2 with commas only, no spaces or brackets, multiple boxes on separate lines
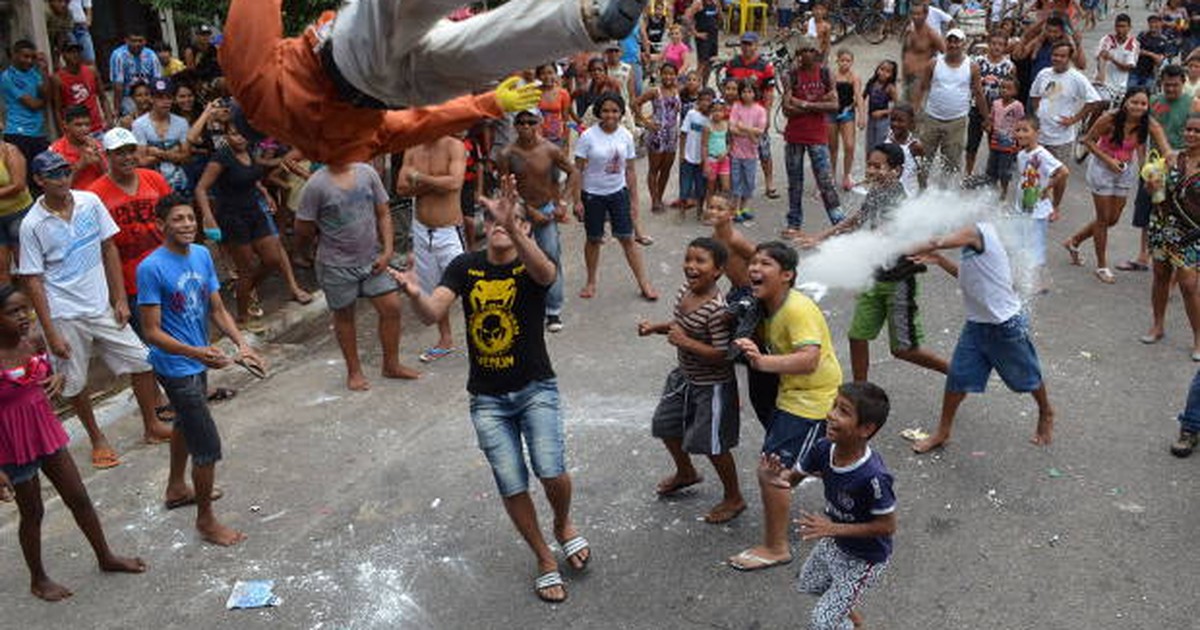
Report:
0,353,69,467
88,169,171,295
50,136,107,190
784,65,832,146
539,88,573,143
55,65,105,132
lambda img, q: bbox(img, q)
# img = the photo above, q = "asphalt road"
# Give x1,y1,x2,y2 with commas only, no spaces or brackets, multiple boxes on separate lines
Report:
3,11,1199,630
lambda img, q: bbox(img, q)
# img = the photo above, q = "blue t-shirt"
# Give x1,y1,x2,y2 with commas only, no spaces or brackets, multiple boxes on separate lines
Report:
0,66,45,137
797,439,897,563
136,244,220,378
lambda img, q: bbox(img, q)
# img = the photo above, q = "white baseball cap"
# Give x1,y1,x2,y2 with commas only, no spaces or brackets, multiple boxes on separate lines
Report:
102,127,139,151
946,28,966,41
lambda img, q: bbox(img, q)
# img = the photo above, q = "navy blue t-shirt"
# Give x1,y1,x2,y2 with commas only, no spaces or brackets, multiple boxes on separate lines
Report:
798,439,897,563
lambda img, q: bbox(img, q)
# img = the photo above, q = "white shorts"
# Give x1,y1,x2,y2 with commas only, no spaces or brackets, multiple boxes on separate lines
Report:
1085,155,1137,197
51,311,151,398
412,217,465,294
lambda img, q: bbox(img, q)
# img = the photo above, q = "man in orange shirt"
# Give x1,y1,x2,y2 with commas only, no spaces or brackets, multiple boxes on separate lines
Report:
220,0,648,166
49,105,106,189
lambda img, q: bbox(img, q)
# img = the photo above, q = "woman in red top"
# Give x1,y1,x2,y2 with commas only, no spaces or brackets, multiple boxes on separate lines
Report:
536,64,579,150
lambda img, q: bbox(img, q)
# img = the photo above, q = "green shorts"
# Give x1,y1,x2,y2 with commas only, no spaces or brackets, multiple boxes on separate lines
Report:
848,277,924,352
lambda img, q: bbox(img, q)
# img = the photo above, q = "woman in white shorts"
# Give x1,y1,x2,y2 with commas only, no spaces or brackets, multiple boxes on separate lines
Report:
1065,89,1171,283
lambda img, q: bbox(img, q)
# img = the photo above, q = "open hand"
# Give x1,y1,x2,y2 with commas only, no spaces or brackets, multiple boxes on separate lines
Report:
495,76,542,113
194,345,232,369
40,373,65,398
758,453,794,489
796,510,838,541
478,175,521,232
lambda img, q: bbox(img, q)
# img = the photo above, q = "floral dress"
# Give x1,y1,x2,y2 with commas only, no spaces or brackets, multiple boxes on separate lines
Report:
645,91,681,153
1151,160,1200,269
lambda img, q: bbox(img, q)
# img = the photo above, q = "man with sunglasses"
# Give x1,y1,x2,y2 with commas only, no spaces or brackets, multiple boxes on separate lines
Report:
390,176,589,604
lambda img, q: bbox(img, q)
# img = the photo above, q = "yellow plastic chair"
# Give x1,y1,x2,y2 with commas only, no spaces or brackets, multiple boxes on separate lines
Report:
739,0,770,34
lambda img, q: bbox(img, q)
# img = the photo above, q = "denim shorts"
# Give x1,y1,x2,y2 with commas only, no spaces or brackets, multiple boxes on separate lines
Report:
731,157,757,199
582,188,634,241
762,408,825,468
0,205,29,247
468,378,565,497
158,372,223,466
0,448,63,485
946,313,1043,394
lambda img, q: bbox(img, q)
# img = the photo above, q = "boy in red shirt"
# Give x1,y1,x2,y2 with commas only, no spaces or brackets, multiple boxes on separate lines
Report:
51,42,109,133
49,105,106,189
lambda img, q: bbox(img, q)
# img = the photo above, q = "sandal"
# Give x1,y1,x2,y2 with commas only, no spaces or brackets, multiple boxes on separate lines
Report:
154,404,176,422
534,571,567,603
1062,241,1082,266
635,235,655,246
1115,259,1150,272
419,347,455,363
91,447,120,470
765,188,781,199
1095,267,1116,284
164,486,225,510
560,536,592,571
235,357,268,379
207,387,237,403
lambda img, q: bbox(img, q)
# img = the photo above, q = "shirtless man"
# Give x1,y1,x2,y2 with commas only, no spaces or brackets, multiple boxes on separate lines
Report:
902,3,945,106
499,110,579,332
397,136,467,362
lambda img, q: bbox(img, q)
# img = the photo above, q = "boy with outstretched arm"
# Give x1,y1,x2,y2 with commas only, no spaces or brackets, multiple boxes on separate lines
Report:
909,222,1055,454
761,381,897,630
727,241,844,571
137,193,266,546
638,237,745,524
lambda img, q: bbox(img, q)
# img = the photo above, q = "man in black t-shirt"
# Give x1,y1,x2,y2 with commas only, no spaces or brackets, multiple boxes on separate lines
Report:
391,176,588,605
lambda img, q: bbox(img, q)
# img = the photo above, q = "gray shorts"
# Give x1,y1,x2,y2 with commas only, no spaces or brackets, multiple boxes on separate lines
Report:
1085,155,1137,197
650,369,740,455
317,262,399,310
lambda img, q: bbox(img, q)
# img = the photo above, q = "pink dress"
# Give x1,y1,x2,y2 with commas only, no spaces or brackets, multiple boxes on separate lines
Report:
0,353,70,466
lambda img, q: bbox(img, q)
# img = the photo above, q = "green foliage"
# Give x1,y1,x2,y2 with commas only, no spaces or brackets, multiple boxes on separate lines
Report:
139,0,341,36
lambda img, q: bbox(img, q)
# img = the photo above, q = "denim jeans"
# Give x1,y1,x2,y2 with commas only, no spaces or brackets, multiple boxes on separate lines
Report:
70,25,96,64
785,143,844,229
158,372,223,466
680,160,706,201
533,220,564,316
1179,369,1200,433
469,378,565,497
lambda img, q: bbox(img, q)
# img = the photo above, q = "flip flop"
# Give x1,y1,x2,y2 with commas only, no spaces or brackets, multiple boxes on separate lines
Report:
765,189,781,199
207,387,237,402
704,504,747,524
656,476,703,496
728,549,792,571
1095,267,1117,284
534,571,567,603
235,357,267,379
1062,242,1083,266
154,404,176,422
418,347,455,363
1115,260,1150,272
164,486,225,510
640,288,659,302
560,536,591,571
635,235,655,246
91,447,120,470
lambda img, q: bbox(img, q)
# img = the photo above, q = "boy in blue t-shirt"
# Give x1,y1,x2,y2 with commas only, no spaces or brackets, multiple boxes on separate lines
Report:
136,193,265,547
761,381,896,630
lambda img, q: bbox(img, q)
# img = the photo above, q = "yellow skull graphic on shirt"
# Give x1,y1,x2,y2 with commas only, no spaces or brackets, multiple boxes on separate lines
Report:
468,277,519,369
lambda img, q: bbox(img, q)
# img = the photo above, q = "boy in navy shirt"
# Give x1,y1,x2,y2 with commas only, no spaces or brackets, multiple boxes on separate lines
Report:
761,381,896,630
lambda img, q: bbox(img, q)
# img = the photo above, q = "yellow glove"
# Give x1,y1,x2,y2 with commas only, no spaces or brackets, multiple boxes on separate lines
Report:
495,75,542,113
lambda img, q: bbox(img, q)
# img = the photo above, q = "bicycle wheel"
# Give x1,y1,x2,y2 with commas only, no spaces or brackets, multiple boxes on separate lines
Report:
830,15,850,44
861,13,887,45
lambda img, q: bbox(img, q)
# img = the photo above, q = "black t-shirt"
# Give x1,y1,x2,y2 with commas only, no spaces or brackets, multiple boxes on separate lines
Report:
214,148,264,215
440,251,555,396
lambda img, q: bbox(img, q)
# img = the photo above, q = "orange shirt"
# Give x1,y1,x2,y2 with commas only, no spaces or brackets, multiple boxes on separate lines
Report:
220,0,506,165
49,136,107,190
87,170,171,295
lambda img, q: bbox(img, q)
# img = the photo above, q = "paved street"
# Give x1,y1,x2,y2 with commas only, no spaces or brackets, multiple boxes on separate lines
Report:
3,10,1199,630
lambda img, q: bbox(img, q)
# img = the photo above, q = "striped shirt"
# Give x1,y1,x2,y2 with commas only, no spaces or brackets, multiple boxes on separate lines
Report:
673,285,734,385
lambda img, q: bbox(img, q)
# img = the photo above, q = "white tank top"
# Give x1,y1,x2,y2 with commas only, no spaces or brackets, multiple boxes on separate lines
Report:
925,55,972,121
959,222,1022,324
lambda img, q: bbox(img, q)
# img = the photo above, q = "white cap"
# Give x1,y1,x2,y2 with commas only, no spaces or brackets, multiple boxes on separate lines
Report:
945,28,966,41
102,127,139,151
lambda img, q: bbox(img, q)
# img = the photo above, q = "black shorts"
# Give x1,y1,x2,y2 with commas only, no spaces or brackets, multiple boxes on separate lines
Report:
158,372,222,466
967,108,985,154
1133,179,1152,228
217,206,274,245
697,35,718,62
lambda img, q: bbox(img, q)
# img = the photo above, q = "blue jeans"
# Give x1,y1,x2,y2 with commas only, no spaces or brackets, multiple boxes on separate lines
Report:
680,160,706,201
1127,73,1156,91
785,143,844,229
157,372,223,466
532,220,564,317
1179,369,1200,433
469,378,565,497
70,25,96,64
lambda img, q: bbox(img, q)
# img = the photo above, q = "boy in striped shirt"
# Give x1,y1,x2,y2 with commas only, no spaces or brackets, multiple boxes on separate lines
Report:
638,237,745,524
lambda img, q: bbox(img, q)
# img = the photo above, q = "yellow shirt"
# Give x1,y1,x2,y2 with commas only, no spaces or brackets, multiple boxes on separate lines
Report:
761,289,842,419
163,58,186,77
0,146,33,217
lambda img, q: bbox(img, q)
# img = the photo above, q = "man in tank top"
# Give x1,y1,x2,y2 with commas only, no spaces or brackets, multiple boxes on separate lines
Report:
912,29,988,180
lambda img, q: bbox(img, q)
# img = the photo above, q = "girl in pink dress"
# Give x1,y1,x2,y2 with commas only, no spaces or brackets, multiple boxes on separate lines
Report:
0,285,146,601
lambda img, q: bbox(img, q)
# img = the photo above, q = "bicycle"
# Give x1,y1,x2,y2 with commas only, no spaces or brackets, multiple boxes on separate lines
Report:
827,1,888,45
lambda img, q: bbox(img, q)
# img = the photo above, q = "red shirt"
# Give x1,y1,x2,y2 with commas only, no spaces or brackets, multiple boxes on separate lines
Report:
49,136,107,190
88,170,172,295
783,65,832,146
55,65,105,133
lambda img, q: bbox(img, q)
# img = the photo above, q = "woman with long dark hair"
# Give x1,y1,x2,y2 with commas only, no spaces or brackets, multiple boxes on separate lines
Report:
1065,88,1170,283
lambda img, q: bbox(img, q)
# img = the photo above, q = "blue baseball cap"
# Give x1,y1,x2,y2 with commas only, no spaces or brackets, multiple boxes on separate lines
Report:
30,151,70,176
740,31,760,43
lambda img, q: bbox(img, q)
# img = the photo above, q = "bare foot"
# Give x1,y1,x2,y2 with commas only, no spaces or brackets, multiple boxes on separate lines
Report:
849,609,865,628
579,285,596,299
703,498,747,524
143,420,174,443
347,372,371,391
31,577,73,601
197,519,247,547
656,471,703,495
1031,411,1054,446
639,286,659,302
292,289,314,305
382,364,421,380
99,554,148,573
912,433,949,454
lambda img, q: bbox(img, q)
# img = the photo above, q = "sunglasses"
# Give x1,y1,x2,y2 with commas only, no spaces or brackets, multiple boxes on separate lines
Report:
515,119,539,127
40,168,72,180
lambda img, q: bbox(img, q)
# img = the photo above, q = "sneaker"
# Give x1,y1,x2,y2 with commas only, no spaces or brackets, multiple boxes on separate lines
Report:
732,211,748,224
740,209,756,221
588,0,649,41
546,315,564,333
1170,429,1198,457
